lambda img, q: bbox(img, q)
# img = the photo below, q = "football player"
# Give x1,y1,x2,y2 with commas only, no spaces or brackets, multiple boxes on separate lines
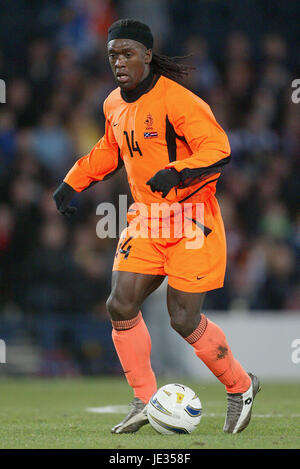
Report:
53,19,260,434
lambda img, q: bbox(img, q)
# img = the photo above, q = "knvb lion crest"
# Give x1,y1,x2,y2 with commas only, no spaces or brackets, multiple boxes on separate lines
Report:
145,113,154,130
144,113,158,138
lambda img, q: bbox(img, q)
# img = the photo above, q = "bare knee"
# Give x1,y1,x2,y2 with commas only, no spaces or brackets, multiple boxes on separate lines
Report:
167,286,205,338
170,308,202,338
106,293,139,321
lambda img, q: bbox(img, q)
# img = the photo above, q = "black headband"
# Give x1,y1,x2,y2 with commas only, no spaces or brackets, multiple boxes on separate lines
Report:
107,25,153,49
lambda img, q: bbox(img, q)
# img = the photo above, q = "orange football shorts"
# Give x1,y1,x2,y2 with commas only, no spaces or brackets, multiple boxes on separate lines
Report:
112,196,226,293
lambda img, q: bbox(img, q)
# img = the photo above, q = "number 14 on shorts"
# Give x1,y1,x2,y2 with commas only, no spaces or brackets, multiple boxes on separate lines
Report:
116,236,133,259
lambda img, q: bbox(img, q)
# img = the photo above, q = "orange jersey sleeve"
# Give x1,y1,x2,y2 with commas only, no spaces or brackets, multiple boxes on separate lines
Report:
64,100,123,192
164,80,231,186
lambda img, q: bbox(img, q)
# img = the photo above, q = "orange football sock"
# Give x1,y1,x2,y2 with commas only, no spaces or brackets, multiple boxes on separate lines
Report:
111,311,157,403
185,315,251,393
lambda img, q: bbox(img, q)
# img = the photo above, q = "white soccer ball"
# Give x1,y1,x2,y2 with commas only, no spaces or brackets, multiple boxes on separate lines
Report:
147,383,202,435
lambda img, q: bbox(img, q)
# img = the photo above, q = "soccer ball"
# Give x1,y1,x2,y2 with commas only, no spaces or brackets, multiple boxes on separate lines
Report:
147,383,202,434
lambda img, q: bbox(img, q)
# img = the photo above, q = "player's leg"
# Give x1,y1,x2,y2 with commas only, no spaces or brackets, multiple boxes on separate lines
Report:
107,271,165,433
167,285,260,433
109,226,166,400
167,286,250,391
165,197,260,432
107,270,165,321
107,271,165,400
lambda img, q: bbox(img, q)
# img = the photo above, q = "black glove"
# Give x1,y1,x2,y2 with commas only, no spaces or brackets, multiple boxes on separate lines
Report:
146,168,181,198
53,182,77,217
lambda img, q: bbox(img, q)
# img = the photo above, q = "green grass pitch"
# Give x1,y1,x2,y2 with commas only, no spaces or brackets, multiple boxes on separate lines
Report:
0,377,299,449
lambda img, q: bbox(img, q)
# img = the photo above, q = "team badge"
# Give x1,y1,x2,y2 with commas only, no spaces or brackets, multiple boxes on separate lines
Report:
145,113,154,130
144,113,157,138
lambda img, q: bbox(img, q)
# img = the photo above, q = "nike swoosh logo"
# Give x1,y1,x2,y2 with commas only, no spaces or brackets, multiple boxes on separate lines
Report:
197,276,205,280
113,123,119,127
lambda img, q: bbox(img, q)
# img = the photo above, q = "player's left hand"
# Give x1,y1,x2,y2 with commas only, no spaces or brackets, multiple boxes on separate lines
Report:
146,168,181,198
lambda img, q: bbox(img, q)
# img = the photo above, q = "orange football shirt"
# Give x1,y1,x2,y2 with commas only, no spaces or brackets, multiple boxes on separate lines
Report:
64,75,231,206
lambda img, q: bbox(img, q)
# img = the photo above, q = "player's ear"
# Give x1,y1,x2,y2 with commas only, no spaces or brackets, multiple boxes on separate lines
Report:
145,49,152,64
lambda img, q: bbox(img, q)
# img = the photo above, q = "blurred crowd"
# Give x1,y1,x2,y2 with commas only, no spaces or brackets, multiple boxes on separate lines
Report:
0,0,300,318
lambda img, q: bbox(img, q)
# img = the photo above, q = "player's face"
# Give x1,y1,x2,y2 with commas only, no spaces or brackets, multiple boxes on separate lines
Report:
108,39,152,91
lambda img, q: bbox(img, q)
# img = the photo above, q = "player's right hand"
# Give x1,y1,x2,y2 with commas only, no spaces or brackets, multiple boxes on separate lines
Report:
53,182,77,217
146,168,181,198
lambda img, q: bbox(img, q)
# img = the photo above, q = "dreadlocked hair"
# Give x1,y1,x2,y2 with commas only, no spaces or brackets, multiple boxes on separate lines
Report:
151,53,195,84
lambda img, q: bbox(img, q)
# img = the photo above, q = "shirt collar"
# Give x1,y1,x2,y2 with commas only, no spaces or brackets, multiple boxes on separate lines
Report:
121,70,159,103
